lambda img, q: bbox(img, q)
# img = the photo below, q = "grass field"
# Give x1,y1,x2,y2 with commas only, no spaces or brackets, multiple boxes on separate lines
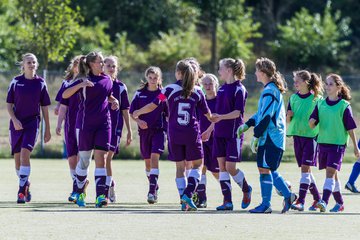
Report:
1,159,359,240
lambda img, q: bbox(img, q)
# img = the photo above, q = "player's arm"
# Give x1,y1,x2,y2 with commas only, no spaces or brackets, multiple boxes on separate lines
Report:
348,129,360,158
133,103,158,119
7,103,23,130
56,104,68,136
122,109,132,146
41,106,51,143
309,105,319,129
62,80,93,99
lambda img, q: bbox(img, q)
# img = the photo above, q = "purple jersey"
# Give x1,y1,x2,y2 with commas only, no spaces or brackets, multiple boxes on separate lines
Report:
55,80,67,102
109,80,130,136
130,87,166,130
214,80,247,138
199,97,216,134
6,74,51,129
153,80,209,144
60,80,80,134
68,73,113,130
310,97,357,131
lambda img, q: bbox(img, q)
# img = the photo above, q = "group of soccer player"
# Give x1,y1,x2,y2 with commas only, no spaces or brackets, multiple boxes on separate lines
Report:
6,52,360,213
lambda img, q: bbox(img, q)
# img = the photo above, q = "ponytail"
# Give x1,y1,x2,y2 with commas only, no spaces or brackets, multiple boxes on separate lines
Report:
270,71,287,94
220,58,246,81
293,70,323,98
176,60,196,98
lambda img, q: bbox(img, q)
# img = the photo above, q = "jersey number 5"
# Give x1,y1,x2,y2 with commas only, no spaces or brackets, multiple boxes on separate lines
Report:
177,102,191,126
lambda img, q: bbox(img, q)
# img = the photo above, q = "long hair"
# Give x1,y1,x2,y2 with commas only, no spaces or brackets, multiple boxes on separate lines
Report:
64,55,82,80
77,51,103,79
220,58,246,81
139,66,163,90
326,73,351,100
293,70,323,98
176,60,196,99
104,55,120,80
18,53,38,74
255,57,287,93
184,57,204,85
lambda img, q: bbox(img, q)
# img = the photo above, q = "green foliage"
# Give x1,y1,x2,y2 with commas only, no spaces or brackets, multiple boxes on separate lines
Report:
111,32,147,70
16,0,81,69
217,5,262,61
147,25,202,70
269,1,351,71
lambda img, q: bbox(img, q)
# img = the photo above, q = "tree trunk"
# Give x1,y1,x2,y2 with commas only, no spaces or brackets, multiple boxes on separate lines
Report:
210,19,217,73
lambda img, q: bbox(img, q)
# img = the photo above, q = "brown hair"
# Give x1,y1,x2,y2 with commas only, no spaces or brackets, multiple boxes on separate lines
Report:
78,51,103,79
293,70,323,98
139,66,163,90
176,60,196,98
255,57,287,93
326,73,351,100
18,53,38,74
64,55,82,80
104,55,121,80
201,73,219,90
220,58,246,81
184,57,204,85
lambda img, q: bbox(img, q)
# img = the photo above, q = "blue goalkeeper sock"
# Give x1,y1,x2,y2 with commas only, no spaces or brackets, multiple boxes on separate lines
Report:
271,171,291,198
260,174,273,207
348,162,360,185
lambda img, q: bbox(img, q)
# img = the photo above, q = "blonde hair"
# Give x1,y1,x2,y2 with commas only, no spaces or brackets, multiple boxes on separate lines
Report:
64,55,82,80
326,74,351,100
220,58,246,81
255,57,287,93
139,66,163,90
176,60,196,99
78,51,103,79
18,53,38,74
293,70,323,98
201,73,219,90
104,55,121,80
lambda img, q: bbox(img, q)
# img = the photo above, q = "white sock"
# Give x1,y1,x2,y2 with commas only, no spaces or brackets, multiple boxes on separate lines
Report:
300,172,311,185
231,169,245,188
70,169,76,181
19,166,31,187
200,174,206,185
324,178,335,191
175,177,186,196
334,180,341,192
106,176,113,187
150,168,159,176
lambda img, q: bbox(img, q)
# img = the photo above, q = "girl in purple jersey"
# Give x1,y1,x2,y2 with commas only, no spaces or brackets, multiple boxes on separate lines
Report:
194,73,220,208
133,59,213,211
130,66,166,204
104,56,132,203
7,53,51,203
309,74,359,212
287,70,323,211
211,58,252,211
55,56,82,203
62,52,119,208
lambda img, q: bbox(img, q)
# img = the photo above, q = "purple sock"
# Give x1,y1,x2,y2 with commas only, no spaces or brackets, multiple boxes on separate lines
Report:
332,191,344,205
18,176,29,194
298,183,310,204
322,189,332,204
309,182,321,201
72,179,78,193
76,175,87,193
149,174,158,195
220,180,232,203
95,175,107,197
242,178,250,193
183,177,199,198
197,184,207,201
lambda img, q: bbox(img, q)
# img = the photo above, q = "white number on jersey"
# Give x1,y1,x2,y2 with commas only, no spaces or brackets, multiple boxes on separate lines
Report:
177,102,191,126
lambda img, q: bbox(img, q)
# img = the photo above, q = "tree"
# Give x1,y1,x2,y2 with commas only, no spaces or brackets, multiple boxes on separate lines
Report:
17,0,81,69
269,1,351,71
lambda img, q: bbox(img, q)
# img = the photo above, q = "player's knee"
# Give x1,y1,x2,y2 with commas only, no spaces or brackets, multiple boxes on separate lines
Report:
78,150,92,169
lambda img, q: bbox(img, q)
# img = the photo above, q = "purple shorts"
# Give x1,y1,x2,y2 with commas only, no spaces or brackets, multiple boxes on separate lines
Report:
213,137,242,162
76,126,111,151
168,135,203,162
9,127,39,155
64,126,78,157
318,144,345,171
293,136,317,167
139,129,165,159
109,134,121,153
203,139,219,173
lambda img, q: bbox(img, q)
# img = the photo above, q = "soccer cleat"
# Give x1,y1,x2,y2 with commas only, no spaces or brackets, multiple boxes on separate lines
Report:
17,193,26,204
216,202,234,211
196,199,207,208
181,194,197,211
147,193,158,204
281,193,297,213
290,200,304,211
308,200,319,211
108,181,117,203
68,192,78,203
76,193,86,207
316,200,327,213
24,182,32,202
181,202,188,211
329,203,344,212
345,182,359,193
192,192,199,206
249,204,272,213
95,194,108,208
241,185,252,209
